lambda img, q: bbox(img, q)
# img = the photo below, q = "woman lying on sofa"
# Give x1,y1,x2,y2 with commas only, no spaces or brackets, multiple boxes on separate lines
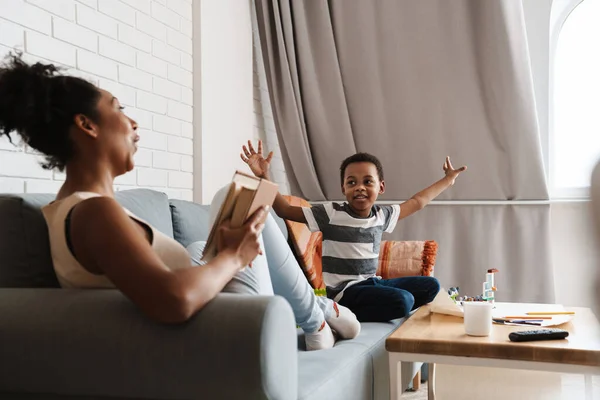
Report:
0,53,360,350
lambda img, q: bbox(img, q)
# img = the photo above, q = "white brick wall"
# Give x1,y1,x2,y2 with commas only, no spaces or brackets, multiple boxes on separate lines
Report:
119,64,153,91
136,11,166,40
120,0,151,14
151,2,179,29
118,22,152,52
53,18,98,51
99,36,135,65
2,1,53,35
28,0,77,21
154,114,181,134
251,6,290,195
0,0,193,200
76,4,118,38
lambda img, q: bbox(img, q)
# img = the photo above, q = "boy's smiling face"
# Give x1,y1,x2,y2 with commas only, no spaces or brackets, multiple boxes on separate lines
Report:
342,161,385,217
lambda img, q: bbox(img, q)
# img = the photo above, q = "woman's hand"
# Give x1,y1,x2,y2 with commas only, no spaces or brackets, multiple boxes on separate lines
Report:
217,206,269,268
241,140,273,179
443,156,467,185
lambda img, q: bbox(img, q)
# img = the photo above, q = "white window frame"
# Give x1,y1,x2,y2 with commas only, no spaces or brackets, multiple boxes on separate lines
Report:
548,0,589,199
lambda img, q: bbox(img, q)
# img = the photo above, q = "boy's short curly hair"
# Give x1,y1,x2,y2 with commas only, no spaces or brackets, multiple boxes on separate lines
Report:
339,153,384,185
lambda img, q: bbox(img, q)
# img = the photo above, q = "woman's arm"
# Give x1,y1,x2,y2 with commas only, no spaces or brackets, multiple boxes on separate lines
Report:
69,196,264,324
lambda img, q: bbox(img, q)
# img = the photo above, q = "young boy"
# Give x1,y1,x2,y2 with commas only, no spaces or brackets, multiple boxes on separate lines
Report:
240,140,467,322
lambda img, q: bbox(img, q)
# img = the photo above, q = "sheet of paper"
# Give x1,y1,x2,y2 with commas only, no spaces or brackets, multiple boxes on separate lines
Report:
492,303,573,327
430,288,464,318
429,292,573,327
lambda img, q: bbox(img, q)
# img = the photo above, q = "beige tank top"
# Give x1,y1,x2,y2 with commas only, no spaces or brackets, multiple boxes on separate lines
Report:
42,192,192,288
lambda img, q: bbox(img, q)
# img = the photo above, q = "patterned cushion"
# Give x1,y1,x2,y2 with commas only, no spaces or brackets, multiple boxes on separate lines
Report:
376,240,437,278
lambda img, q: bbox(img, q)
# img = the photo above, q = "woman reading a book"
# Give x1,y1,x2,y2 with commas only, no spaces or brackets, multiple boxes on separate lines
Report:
0,53,359,350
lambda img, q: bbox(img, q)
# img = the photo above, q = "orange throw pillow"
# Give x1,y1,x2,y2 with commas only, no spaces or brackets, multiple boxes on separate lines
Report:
377,240,438,278
282,196,325,290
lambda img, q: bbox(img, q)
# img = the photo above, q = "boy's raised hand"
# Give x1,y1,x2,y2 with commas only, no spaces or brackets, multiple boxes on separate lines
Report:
241,140,307,223
399,156,467,220
443,156,467,185
241,140,273,179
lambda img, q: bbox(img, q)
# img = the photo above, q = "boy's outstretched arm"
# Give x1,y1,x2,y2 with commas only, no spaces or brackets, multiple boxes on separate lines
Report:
398,156,467,220
240,140,307,224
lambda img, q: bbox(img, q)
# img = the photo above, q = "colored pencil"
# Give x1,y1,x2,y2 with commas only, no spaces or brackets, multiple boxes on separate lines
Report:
525,311,575,316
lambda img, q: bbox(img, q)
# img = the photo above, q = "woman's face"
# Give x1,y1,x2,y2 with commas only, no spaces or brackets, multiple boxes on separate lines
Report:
93,89,139,175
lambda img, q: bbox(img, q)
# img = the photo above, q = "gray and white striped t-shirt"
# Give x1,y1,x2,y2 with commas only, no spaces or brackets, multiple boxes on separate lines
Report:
302,202,400,301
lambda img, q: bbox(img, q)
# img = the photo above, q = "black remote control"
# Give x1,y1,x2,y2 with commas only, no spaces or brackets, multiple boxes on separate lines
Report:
508,328,569,342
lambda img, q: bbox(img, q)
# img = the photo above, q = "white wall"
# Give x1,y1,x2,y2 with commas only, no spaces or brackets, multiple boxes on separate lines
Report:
522,0,598,309
195,0,253,204
550,202,600,308
0,0,194,200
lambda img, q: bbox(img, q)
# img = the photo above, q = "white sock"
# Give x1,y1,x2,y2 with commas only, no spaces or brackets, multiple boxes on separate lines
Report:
305,321,335,351
317,297,361,340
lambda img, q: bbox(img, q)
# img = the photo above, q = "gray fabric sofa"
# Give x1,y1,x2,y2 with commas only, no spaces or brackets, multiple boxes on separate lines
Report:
0,189,419,400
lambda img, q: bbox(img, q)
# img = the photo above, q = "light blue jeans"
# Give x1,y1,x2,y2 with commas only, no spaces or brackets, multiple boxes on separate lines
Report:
187,186,326,333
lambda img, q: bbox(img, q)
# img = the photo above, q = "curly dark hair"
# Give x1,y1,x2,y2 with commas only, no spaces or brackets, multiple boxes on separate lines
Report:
339,152,384,185
0,52,101,171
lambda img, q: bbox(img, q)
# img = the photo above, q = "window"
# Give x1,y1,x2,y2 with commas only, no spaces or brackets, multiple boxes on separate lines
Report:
550,0,600,198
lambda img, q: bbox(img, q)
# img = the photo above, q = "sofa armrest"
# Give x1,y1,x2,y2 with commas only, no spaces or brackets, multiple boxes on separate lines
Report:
0,288,297,400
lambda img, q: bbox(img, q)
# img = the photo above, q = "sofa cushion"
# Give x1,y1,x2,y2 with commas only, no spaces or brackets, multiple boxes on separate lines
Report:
0,189,173,288
169,200,211,247
170,199,289,248
296,320,402,400
115,189,174,238
0,194,59,288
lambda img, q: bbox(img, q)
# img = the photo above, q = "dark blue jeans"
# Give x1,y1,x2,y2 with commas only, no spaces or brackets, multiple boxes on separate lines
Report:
338,276,441,322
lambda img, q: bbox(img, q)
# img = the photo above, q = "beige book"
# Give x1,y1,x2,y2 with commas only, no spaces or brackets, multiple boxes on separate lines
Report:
202,171,279,262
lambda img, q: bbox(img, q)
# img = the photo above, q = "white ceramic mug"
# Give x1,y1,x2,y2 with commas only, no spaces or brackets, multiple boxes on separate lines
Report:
463,302,493,336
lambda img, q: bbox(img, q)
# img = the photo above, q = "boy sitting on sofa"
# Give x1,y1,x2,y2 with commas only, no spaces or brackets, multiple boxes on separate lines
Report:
240,140,467,322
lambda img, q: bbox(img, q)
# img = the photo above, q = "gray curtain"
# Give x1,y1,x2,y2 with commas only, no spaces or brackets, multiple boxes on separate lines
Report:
591,161,600,316
255,0,553,302
382,204,553,303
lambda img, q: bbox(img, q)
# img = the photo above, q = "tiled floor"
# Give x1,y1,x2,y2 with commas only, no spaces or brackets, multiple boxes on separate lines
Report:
400,365,600,399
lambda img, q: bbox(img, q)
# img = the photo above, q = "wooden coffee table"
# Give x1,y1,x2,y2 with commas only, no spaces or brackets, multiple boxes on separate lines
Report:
386,303,600,400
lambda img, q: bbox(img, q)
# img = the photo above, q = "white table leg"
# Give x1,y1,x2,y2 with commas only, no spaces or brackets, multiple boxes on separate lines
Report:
585,374,593,400
389,353,402,400
428,363,436,400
